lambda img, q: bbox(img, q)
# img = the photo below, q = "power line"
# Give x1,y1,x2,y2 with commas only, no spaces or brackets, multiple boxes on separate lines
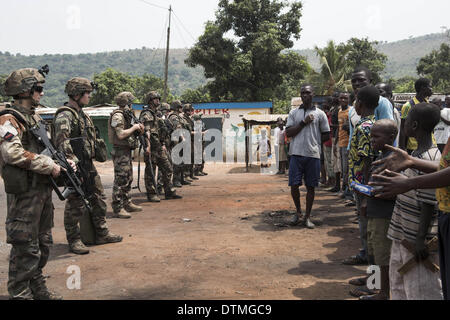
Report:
149,11,169,73
171,11,197,42
172,16,190,48
137,0,169,11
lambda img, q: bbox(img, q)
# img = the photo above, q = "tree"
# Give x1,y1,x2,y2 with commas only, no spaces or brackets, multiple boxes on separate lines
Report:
344,38,387,84
417,43,450,93
90,68,136,106
185,0,310,103
388,76,416,93
180,86,211,103
134,73,165,103
313,37,387,94
90,68,170,106
0,74,10,103
314,40,351,94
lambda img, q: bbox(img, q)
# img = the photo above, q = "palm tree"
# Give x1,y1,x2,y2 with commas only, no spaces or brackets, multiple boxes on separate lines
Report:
314,40,351,94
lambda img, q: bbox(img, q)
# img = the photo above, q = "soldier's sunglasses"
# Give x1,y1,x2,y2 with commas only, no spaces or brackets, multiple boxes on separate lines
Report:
33,86,44,93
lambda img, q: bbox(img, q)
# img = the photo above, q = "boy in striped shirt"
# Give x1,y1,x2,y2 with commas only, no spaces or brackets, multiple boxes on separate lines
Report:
387,103,442,300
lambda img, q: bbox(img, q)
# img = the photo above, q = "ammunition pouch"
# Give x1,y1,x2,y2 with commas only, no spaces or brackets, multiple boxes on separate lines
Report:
94,138,108,163
2,164,29,194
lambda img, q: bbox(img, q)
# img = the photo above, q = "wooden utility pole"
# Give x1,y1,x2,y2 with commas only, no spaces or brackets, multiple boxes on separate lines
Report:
163,5,172,102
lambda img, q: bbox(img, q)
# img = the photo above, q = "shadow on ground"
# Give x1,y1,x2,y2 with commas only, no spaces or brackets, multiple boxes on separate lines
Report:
292,281,351,300
287,259,362,281
48,243,73,262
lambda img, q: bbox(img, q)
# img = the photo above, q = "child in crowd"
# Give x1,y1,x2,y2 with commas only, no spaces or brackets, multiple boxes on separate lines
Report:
387,102,442,300
346,85,380,272
360,119,399,300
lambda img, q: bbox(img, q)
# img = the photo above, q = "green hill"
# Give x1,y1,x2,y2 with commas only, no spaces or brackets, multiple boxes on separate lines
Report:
0,48,206,107
298,33,449,79
1,33,449,106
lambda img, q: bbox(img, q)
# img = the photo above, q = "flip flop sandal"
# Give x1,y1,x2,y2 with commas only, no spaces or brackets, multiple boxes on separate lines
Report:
349,286,378,298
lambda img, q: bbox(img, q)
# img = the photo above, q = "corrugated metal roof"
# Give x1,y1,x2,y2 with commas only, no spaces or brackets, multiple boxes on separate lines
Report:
36,105,118,118
242,114,288,123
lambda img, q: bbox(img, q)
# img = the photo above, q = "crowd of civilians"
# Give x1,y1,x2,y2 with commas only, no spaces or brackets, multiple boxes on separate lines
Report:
276,66,450,300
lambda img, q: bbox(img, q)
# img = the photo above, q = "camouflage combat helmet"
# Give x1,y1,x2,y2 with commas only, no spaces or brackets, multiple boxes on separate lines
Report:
183,103,192,112
115,91,136,107
4,68,46,96
144,91,161,105
160,103,170,112
193,114,202,121
65,77,95,97
170,100,183,111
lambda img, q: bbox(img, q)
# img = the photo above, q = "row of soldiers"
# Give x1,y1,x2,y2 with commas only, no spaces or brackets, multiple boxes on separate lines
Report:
0,67,206,300
109,91,207,220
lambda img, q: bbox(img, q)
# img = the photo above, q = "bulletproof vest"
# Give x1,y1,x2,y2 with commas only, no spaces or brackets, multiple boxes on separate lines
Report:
183,114,194,140
0,107,50,191
108,108,137,149
54,106,96,160
140,108,162,149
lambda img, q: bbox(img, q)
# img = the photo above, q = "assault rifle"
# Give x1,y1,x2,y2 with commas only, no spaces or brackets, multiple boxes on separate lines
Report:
123,107,159,195
29,121,92,213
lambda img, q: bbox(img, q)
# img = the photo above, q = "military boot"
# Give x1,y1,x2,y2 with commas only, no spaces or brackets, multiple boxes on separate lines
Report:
30,279,63,300
147,194,161,202
96,232,123,245
69,239,90,255
165,191,183,200
124,202,143,213
113,209,132,219
173,180,182,188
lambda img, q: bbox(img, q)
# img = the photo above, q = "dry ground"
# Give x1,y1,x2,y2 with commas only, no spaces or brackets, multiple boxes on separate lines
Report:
0,162,367,300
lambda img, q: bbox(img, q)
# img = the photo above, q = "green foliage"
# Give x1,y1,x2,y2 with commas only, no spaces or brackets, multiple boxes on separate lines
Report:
91,68,136,106
0,48,205,107
133,73,166,103
314,40,351,94
417,43,450,93
90,68,174,106
180,86,211,103
313,38,387,94
186,0,309,103
387,76,417,93
0,74,9,103
345,38,387,83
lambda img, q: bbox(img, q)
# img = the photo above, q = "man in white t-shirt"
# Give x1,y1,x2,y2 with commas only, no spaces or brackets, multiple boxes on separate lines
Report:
286,85,330,229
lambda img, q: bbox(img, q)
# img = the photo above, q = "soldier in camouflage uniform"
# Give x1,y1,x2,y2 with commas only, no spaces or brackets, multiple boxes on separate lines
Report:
193,114,208,176
168,100,188,187
109,92,144,219
182,104,198,182
53,77,122,255
0,68,65,300
156,103,172,193
139,91,182,202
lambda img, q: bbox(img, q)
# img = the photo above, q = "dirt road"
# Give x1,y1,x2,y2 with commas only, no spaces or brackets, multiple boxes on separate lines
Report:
0,162,366,300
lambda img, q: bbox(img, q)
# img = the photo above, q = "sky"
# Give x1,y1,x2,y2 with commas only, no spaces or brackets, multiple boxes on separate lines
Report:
0,0,449,55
